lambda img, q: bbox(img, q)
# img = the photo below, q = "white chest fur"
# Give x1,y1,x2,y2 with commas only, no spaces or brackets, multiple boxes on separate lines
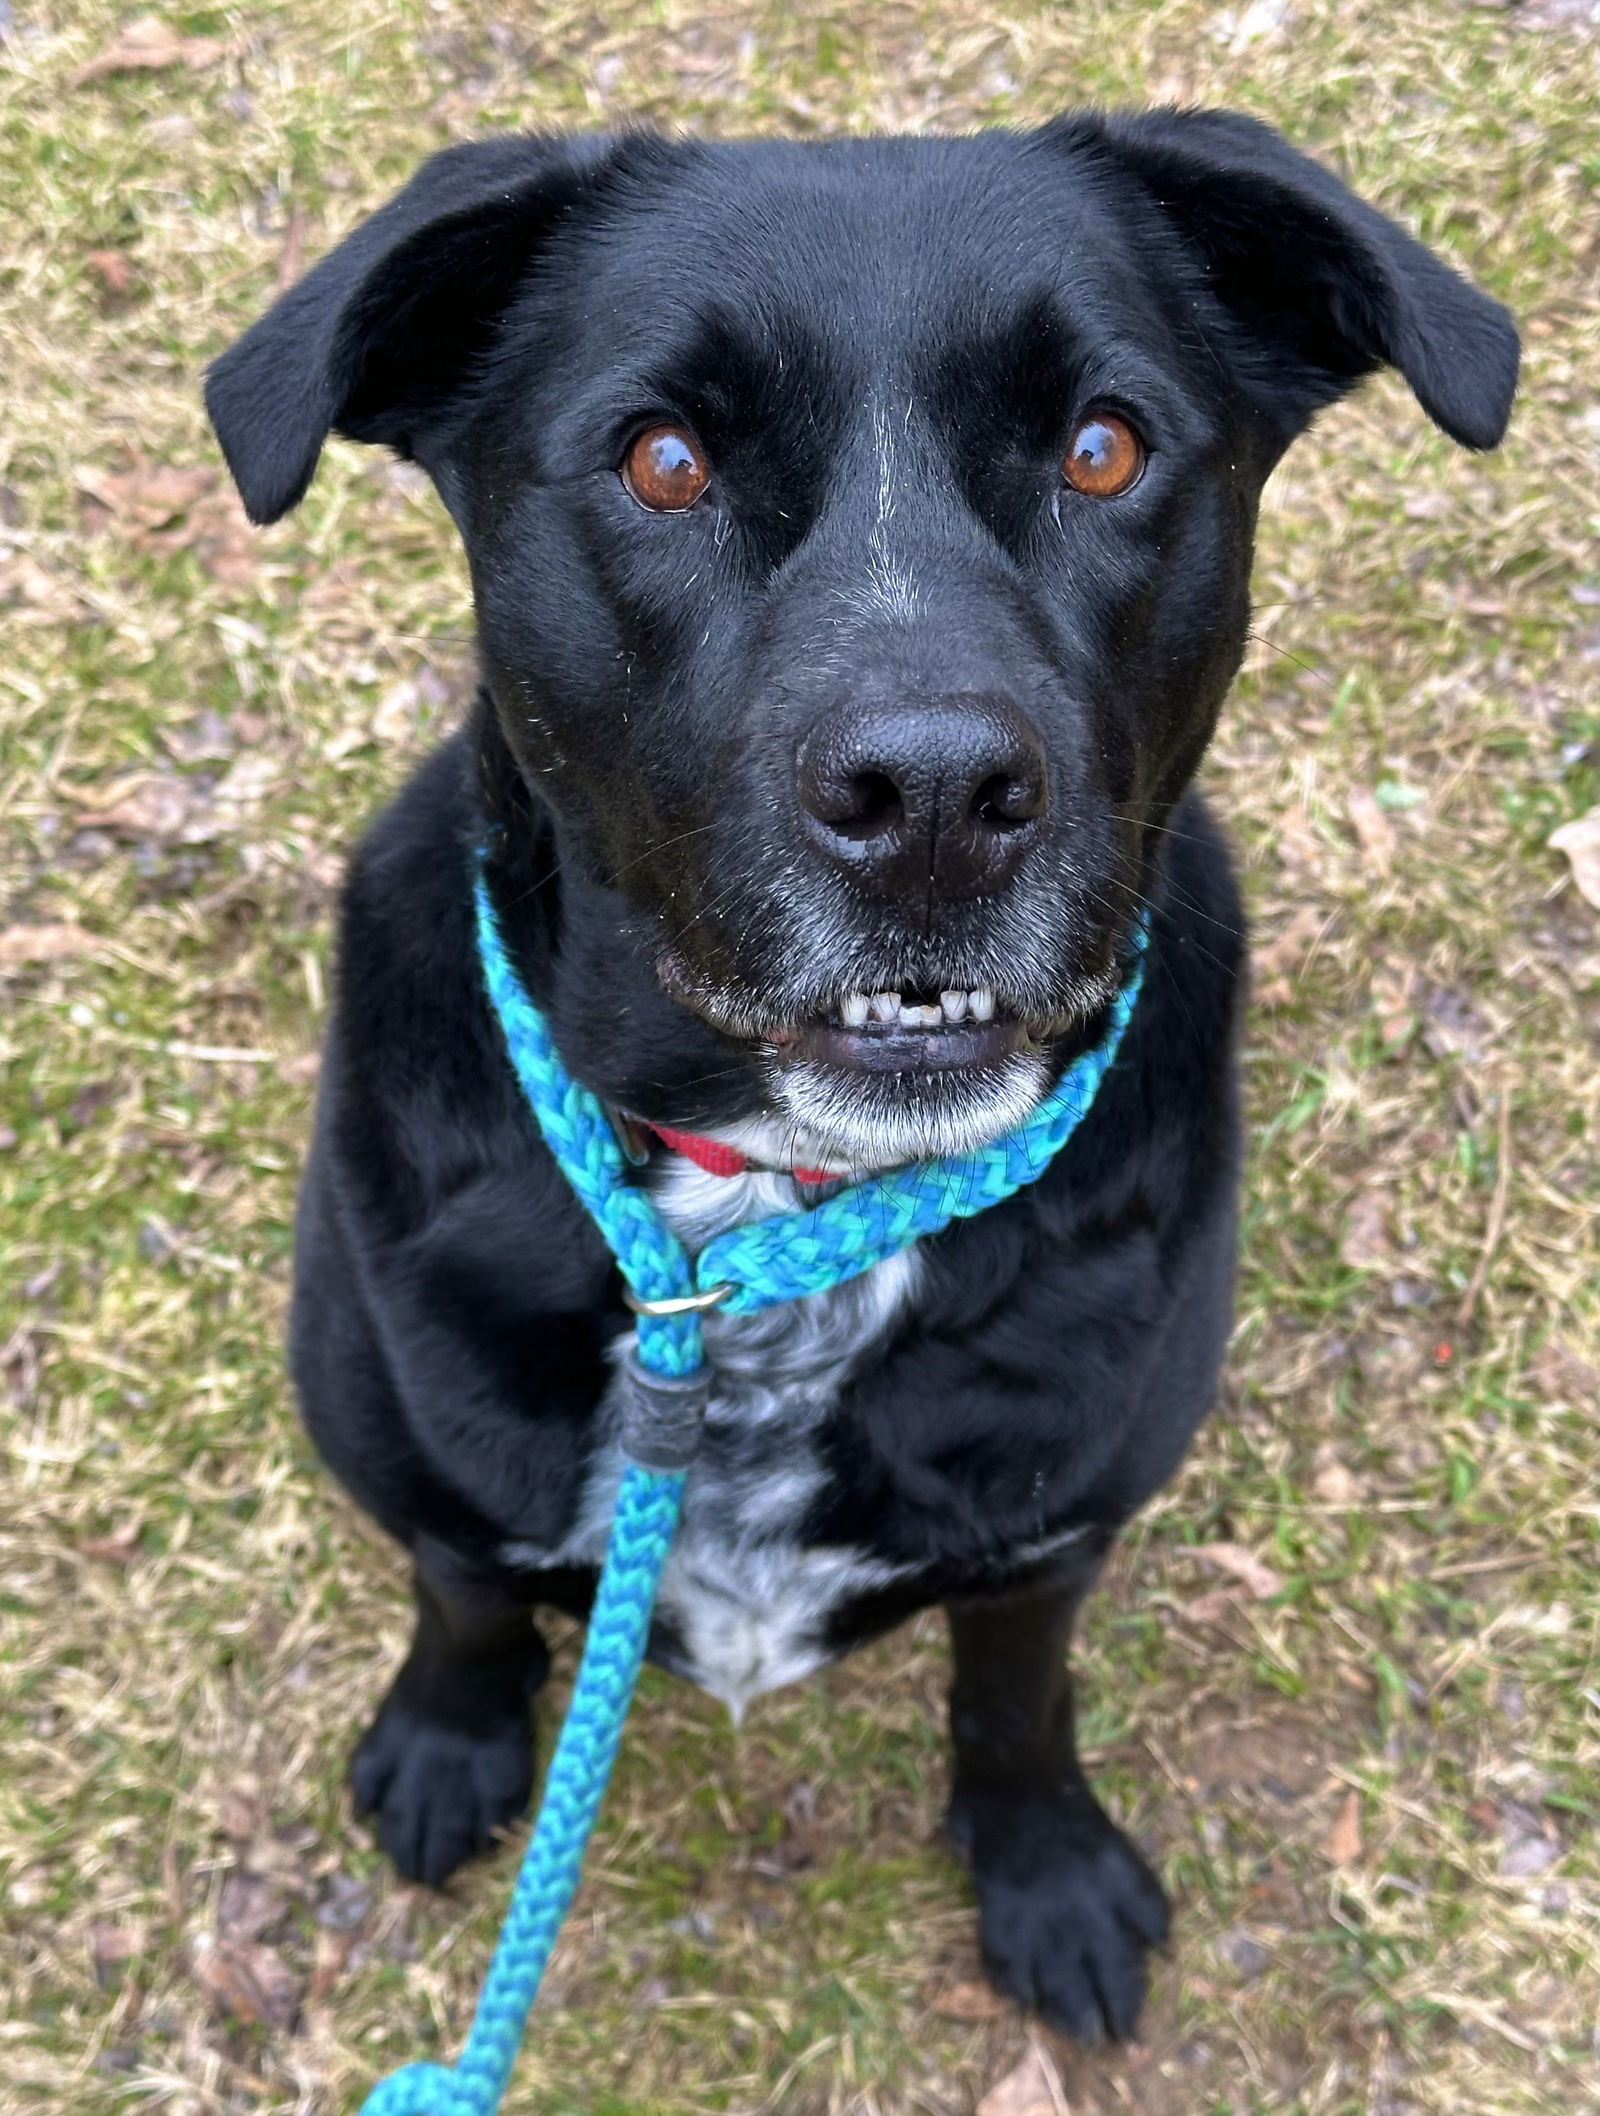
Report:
500,1154,924,1717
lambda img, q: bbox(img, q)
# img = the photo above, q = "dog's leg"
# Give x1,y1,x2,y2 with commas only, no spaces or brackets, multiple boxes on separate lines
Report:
351,1539,549,1887
944,1559,1168,2042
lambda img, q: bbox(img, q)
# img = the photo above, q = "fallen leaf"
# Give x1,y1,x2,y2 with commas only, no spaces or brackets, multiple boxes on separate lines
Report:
1326,1789,1363,1866
212,753,279,810
931,1978,1011,2021
1419,982,1491,1064
89,1920,146,1969
1339,1187,1392,1270
302,846,346,893
218,1868,288,1943
79,1531,141,1564
750,1783,820,1879
345,1888,419,1972
1183,1585,1247,1624
1217,1926,1272,1979
193,500,259,586
314,1871,372,1934
77,457,258,585
216,1778,266,1844
1503,1837,1560,1877
1191,1541,1283,1599
1254,904,1321,979
71,15,224,85
1346,786,1395,871
1276,802,1322,877
1549,807,1600,910
0,923,97,964
163,709,236,764
308,1924,356,2002
1311,1447,1362,1506
1529,1341,1598,1406
72,769,196,839
1500,1802,1561,1879
977,2042,1065,2116
1370,965,1418,1049
0,552,94,625
78,460,214,538
66,1079,116,1131
190,1933,302,2031
84,248,135,300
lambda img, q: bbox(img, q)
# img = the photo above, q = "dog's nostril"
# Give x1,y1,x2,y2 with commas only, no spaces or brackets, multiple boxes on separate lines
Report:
827,770,904,842
971,770,1045,831
797,731,911,848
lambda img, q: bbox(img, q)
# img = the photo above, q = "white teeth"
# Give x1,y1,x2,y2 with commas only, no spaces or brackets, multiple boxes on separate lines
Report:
846,988,1000,1030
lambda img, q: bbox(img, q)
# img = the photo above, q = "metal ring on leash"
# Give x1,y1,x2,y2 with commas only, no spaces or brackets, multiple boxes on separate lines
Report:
622,1282,734,1317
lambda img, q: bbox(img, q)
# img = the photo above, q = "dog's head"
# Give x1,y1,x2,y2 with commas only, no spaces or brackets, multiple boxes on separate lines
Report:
208,113,1515,1166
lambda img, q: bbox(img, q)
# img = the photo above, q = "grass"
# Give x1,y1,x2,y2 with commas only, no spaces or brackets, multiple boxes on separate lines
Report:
1,0,1597,2110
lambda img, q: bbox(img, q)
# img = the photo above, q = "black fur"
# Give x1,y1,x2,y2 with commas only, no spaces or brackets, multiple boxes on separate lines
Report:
207,110,1515,2042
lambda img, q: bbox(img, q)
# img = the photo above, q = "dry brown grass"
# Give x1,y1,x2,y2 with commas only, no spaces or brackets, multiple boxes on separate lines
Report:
2,2,1597,2111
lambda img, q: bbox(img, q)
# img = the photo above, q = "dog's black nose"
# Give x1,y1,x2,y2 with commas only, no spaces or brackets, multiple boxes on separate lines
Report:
797,695,1048,901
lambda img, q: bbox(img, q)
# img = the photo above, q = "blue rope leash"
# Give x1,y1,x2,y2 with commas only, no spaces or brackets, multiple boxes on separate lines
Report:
357,860,1149,2113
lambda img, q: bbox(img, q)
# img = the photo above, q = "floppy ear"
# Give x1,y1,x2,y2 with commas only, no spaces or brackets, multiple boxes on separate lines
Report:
1078,108,1518,454
205,133,617,524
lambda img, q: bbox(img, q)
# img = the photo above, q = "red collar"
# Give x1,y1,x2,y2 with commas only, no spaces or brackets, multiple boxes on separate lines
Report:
638,1120,835,1187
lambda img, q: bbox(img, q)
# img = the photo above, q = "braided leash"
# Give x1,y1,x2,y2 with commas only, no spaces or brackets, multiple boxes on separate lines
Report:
357,856,1149,2113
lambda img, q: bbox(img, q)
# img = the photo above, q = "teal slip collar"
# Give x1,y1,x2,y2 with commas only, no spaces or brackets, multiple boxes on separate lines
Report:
355,860,1149,2115
471,849,1152,1417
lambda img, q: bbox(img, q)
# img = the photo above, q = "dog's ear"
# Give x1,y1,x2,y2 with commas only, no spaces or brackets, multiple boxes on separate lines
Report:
1077,108,1518,455
205,134,618,524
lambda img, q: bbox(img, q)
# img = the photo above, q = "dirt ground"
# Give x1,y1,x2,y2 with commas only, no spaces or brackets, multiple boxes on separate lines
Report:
2,2,1597,2111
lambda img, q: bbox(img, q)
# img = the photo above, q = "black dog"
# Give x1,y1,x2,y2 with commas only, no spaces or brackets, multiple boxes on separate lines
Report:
206,110,1515,2042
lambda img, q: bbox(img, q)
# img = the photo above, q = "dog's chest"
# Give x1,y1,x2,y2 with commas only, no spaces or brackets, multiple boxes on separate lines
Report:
501,1159,922,1716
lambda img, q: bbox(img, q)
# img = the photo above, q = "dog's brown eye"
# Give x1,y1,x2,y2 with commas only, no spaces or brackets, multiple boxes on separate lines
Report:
1062,414,1145,498
621,425,710,511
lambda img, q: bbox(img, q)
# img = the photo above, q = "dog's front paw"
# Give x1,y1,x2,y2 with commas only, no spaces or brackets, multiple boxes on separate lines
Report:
948,1783,1169,2044
350,1696,534,1888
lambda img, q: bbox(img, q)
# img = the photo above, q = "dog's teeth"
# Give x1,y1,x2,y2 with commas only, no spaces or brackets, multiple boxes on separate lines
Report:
841,992,870,1028
870,993,900,1024
940,990,968,1023
969,987,996,1022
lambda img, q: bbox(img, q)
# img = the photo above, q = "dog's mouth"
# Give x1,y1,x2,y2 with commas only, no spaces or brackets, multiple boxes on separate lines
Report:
766,984,1025,1074
656,949,1117,1164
